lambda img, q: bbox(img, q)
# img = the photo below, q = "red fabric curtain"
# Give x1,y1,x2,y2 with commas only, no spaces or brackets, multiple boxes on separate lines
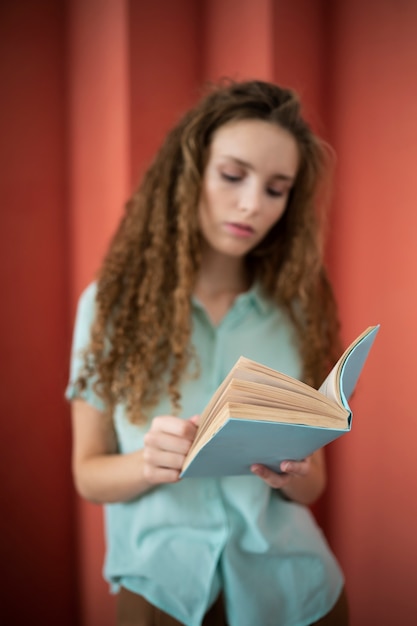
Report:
1,1,416,624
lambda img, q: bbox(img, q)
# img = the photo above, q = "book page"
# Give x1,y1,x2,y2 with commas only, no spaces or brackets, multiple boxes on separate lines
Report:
227,379,346,417
318,363,339,403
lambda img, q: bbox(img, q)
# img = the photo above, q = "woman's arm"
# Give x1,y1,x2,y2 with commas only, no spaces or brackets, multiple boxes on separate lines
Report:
251,448,327,506
71,399,198,504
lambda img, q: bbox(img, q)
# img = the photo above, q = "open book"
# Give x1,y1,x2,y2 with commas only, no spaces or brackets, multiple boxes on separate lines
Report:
180,325,380,478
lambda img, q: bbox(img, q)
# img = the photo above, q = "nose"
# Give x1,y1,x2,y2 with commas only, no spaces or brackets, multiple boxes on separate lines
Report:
238,180,262,215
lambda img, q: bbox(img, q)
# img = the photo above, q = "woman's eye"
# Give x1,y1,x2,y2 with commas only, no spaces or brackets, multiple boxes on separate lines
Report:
221,172,242,182
267,188,285,198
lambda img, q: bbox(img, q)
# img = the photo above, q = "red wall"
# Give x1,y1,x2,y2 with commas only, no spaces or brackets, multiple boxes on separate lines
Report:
324,1,417,624
129,0,202,180
1,1,416,624
203,0,273,81
67,1,131,623
0,1,77,623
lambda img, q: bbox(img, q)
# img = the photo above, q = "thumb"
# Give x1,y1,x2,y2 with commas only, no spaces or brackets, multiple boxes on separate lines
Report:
189,414,200,426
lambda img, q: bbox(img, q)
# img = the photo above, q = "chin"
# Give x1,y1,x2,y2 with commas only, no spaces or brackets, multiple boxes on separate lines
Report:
203,234,260,259
220,244,255,259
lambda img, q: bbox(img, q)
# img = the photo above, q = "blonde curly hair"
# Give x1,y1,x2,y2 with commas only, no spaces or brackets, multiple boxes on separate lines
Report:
75,79,341,423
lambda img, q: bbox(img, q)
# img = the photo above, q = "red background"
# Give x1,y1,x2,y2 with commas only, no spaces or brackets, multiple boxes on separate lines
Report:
1,1,416,624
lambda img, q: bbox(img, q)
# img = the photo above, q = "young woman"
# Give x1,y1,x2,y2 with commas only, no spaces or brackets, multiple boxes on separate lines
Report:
67,80,349,626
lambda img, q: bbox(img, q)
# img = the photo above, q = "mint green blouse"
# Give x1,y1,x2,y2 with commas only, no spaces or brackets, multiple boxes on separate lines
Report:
66,282,344,626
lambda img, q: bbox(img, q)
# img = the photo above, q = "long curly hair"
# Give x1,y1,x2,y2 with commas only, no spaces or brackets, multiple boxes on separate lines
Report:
75,79,341,424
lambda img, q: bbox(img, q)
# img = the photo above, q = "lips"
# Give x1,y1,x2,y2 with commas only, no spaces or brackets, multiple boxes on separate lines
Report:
224,222,255,237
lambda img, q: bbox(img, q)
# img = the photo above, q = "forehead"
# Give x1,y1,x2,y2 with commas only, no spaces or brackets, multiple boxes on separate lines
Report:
208,118,299,175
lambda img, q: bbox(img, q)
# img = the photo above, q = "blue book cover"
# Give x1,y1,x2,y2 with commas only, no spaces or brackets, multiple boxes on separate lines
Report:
180,325,380,478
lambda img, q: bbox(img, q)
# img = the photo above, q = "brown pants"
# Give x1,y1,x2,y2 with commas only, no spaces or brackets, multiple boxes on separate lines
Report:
116,586,349,626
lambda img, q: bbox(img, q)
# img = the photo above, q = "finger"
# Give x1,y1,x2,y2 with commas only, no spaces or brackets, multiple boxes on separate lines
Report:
143,447,186,471
280,459,310,476
251,464,292,489
143,464,181,485
144,431,194,455
150,415,197,440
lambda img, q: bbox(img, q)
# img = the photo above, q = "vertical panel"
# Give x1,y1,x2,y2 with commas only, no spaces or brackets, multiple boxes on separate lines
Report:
68,0,130,293
324,1,417,623
0,1,77,623
67,0,130,624
272,0,328,132
129,0,202,184
202,0,273,82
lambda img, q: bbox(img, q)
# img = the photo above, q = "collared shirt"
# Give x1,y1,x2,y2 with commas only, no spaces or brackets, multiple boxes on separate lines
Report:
66,282,344,626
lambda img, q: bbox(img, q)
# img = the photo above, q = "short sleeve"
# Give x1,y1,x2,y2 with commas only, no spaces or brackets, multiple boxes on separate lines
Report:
65,282,106,411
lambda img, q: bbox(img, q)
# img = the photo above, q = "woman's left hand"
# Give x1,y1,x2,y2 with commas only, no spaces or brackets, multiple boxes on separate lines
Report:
250,448,326,505
251,458,312,489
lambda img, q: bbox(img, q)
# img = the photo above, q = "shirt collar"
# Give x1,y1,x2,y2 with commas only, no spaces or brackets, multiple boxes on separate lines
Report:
192,282,273,316
247,282,274,315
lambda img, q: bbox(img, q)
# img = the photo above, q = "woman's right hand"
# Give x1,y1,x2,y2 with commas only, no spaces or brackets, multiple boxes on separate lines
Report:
142,415,199,485
71,398,199,503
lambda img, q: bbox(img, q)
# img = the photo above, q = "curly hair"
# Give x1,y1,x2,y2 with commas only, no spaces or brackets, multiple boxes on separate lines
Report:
75,79,341,423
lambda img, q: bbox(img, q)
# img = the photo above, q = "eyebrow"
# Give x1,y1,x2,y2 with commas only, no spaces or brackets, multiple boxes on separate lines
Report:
222,156,296,183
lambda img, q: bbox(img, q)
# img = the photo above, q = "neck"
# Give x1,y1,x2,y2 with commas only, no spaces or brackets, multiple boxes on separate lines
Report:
195,244,250,298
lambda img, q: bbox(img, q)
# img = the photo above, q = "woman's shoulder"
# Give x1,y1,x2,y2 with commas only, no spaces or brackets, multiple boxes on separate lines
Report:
79,280,98,302
77,281,98,309
73,281,98,327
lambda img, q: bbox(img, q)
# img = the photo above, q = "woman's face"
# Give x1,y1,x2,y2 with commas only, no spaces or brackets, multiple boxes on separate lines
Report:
198,118,299,260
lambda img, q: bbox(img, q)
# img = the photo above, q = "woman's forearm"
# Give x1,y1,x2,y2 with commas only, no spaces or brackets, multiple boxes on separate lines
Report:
73,449,153,504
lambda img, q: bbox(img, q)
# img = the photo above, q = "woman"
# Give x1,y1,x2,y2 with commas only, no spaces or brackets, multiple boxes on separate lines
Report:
67,79,349,625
